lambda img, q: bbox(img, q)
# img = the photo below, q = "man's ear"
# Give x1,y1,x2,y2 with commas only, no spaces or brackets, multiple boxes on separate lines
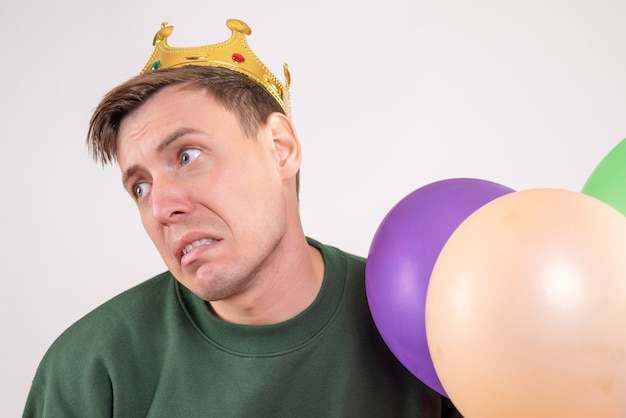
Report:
267,112,302,180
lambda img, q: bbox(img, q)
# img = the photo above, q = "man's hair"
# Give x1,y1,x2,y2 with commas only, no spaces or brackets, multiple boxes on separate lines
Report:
87,65,284,165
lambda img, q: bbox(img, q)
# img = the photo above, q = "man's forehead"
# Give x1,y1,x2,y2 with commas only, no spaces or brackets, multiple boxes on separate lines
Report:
116,86,208,152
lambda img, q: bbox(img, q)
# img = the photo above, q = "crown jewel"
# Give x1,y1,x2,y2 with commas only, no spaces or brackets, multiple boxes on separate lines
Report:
141,19,291,117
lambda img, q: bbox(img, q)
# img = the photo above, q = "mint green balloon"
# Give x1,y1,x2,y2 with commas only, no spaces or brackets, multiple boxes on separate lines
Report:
582,138,626,216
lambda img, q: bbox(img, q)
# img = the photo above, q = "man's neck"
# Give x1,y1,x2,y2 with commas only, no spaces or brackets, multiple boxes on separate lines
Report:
207,239,325,326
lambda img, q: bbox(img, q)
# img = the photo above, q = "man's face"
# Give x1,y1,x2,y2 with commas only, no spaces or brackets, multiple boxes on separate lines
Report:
117,85,290,302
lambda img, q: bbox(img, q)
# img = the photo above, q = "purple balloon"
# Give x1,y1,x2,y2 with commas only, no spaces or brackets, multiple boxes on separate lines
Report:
366,178,514,396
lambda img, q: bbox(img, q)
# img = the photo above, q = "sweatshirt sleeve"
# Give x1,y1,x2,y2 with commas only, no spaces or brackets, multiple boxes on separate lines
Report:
22,383,44,418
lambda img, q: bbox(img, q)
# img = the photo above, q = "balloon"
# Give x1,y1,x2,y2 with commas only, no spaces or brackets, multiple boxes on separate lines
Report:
366,178,514,396
582,137,626,216
426,188,626,418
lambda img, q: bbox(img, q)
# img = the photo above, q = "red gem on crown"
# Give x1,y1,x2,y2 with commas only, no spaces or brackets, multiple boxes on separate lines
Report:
232,53,245,63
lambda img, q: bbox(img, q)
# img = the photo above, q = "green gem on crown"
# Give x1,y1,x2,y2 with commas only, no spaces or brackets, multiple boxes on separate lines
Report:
150,60,162,71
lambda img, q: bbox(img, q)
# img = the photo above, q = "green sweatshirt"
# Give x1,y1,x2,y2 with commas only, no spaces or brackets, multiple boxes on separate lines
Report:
24,239,459,417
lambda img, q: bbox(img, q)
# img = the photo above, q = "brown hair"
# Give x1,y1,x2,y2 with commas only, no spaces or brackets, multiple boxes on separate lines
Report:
87,65,284,165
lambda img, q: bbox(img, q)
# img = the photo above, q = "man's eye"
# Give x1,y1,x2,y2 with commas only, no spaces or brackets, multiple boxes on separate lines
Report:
133,182,150,199
180,149,201,166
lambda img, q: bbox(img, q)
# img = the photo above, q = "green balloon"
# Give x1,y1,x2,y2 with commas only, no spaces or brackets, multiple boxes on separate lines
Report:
582,138,626,216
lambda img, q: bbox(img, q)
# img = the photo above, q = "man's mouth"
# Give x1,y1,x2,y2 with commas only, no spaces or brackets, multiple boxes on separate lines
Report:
181,238,218,256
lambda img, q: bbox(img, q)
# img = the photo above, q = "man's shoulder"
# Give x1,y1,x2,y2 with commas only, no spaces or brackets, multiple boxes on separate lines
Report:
26,271,181,415
79,270,174,323
39,271,175,363
100,270,176,312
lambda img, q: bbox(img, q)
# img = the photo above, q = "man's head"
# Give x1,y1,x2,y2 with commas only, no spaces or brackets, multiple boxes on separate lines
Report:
95,68,302,304
86,20,308,306
82,21,317,315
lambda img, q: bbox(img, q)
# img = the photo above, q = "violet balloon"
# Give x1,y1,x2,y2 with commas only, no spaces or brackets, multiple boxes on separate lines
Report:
366,178,514,396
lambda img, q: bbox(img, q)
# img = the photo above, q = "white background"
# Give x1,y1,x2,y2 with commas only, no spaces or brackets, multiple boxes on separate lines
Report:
2,0,625,415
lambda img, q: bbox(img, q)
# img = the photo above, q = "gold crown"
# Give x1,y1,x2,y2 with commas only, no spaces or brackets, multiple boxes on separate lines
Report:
141,19,291,118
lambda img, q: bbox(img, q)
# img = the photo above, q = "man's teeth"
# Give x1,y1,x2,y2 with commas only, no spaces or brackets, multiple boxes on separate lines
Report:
182,238,217,255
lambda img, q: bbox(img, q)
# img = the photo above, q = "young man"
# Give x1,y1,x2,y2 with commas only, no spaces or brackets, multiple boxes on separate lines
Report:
24,20,461,417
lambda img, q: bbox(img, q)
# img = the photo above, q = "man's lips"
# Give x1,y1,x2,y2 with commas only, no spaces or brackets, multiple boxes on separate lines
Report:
174,234,221,261
182,238,218,256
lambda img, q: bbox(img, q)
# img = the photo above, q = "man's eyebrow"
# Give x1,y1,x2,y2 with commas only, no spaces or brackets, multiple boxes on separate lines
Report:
122,127,200,188
156,127,198,152
122,167,136,189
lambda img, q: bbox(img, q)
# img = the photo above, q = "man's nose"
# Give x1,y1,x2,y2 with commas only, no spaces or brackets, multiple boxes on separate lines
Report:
150,176,191,224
